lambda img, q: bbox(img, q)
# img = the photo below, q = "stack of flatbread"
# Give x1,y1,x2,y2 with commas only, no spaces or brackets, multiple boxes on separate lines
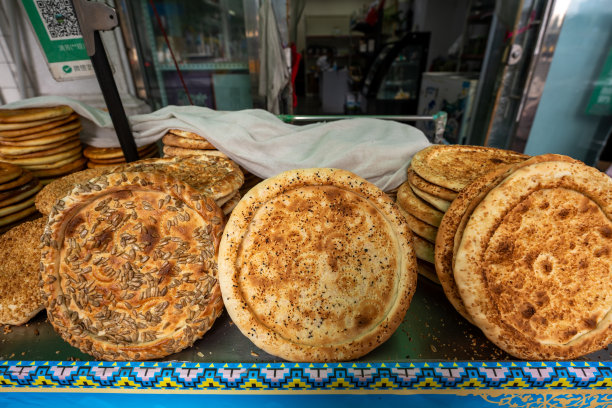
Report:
0,162,40,229
35,155,244,218
0,106,85,184
396,145,528,282
83,143,159,168
435,153,612,360
162,129,227,159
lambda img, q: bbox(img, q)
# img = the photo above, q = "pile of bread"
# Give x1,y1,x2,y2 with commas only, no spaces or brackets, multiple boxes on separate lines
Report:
162,129,227,159
397,145,612,360
0,106,85,184
0,105,609,363
83,143,159,168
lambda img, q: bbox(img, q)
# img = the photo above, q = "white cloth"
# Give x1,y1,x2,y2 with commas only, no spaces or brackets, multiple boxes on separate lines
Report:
258,0,290,114
1,99,431,191
130,106,430,191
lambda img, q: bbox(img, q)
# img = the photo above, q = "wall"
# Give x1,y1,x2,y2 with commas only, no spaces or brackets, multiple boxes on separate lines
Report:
524,0,612,164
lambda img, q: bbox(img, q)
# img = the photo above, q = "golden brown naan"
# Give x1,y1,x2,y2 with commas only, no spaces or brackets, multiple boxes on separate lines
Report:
218,168,417,362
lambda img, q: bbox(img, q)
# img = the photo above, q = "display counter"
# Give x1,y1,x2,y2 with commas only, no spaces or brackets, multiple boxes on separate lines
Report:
1,278,610,407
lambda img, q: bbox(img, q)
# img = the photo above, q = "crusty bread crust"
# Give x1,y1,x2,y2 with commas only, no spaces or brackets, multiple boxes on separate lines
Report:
40,172,226,360
454,155,612,359
218,168,417,362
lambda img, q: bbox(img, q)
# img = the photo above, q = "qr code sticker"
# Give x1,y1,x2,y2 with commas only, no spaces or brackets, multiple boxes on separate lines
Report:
35,0,82,40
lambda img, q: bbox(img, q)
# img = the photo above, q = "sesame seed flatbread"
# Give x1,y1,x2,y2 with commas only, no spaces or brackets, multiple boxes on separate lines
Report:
396,181,444,227
411,145,529,192
218,168,417,362
112,156,243,203
163,145,227,158
162,133,215,150
168,129,205,140
454,156,612,359
407,168,457,201
0,217,46,325
410,183,451,212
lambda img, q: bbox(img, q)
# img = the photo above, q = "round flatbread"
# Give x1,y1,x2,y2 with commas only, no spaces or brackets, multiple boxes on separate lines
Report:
0,205,37,227
35,168,109,215
396,181,444,227
112,155,244,203
435,165,515,323
0,120,81,142
417,260,440,285
86,151,158,168
168,129,205,140
0,126,81,147
0,113,79,138
0,195,36,217
413,233,435,264
1,145,82,166
398,206,437,243
454,156,612,360
0,171,33,191
83,143,155,160
407,168,457,201
162,133,215,150
23,152,83,171
87,144,158,164
0,179,41,209
221,192,240,215
0,138,80,158
0,162,22,185
163,145,227,158
410,183,451,212
0,114,72,131
0,106,73,124
40,172,225,360
31,157,88,178
411,145,529,192
0,217,46,325
218,168,417,362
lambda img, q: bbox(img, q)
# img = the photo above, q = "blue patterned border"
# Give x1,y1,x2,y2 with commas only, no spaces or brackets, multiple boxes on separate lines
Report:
0,361,611,391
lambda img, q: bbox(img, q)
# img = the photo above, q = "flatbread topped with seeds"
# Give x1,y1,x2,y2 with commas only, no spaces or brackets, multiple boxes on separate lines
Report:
112,156,243,203
454,156,612,360
35,168,109,215
218,168,417,362
411,145,529,192
40,172,226,360
0,217,46,325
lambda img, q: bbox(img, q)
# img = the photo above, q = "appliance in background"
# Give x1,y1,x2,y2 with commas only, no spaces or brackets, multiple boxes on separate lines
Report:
361,32,430,115
416,72,478,145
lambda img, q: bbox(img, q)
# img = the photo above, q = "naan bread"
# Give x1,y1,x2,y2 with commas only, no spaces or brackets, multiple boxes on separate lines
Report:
411,145,529,192
396,181,444,227
40,172,226,360
454,155,612,359
218,168,417,362
0,218,46,325
407,168,457,201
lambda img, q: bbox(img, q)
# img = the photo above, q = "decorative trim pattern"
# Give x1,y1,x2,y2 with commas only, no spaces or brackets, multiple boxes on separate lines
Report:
0,361,611,392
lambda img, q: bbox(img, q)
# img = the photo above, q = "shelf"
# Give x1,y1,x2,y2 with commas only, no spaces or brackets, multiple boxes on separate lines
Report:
157,62,249,71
